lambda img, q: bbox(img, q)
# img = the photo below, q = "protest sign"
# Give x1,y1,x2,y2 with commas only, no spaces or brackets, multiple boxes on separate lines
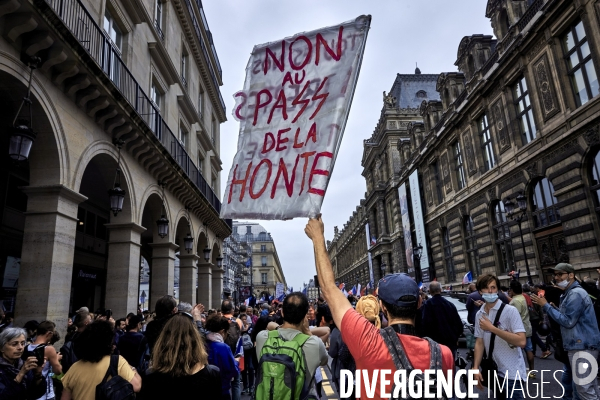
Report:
221,15,371,220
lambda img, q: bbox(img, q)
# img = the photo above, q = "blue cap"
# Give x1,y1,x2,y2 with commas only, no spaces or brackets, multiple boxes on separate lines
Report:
378,273,419,307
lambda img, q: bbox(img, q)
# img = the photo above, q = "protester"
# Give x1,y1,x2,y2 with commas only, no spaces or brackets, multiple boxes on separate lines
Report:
221,300,242,400
26,321,62,400
466,283,509,325
305,215,454,399
61,320,141,400
0,327,47,399
145,295,178,354
508,280,536,379
205,315,239,400
116,315,148,373
523,284,552,359
472,274,527,400
240,312,254,396
60,308,91,374
255,292,328,399
307,305,317,327
421,281,464,357
532,263,600,400
138,313,221,399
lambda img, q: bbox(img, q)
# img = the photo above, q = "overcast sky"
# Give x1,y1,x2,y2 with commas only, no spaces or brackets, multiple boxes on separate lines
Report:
204,1,494,291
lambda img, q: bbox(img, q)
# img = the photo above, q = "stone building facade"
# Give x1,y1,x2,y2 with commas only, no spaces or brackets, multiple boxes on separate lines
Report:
331,0,600,287
0,0,230,335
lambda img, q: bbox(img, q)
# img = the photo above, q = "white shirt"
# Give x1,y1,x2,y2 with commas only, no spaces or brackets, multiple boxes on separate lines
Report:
474,300,527,380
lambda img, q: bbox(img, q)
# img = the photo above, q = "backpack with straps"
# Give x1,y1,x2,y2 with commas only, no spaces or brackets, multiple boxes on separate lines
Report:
255,330,313,400
225,317,242,355
241,331,253,351
95,355,135,400
380,327,447,400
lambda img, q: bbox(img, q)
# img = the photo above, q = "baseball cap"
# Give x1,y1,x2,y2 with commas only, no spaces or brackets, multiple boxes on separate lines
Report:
377,273,419,307
549,263,574,273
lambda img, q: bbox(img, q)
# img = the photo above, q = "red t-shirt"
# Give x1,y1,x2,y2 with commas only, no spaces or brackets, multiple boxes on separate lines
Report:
341,308,454,400
523,292,533,307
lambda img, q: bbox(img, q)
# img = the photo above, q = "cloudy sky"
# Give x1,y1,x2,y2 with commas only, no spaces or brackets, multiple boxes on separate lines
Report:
204,0,494,291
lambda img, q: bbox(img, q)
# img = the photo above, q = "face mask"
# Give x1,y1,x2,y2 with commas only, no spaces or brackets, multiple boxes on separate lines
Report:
482,293,499,303
557,280,569,289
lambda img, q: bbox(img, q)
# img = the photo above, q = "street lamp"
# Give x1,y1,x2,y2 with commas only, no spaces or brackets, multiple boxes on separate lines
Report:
217,255,224,269
156,183,169,238
108,139,125,217
8,57,40,161
413,244,423,282
504,193,533,285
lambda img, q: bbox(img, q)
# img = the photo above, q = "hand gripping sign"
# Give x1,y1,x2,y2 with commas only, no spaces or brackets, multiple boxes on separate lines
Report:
221,15,371,220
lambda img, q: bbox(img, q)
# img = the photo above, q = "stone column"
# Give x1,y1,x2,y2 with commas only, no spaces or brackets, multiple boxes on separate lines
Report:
212,267,224,309
197,262,212,308
381,252,391,276
15,185,87,339
178,254,199,305
372,257,382,283
105,223,146,318
149,242,178,310
377,198,388,236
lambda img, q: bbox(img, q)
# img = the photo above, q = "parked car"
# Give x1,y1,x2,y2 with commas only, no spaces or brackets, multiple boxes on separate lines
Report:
441,293,473,346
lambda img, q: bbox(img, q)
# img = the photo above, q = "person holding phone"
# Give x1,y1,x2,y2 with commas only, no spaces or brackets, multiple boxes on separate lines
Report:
26,321,62,400
0,327,47,399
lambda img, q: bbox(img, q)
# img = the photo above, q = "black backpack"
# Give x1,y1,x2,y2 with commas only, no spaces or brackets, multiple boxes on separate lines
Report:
380,327,447,400
59,334,79,373
225,317,242,355
95,355,135,400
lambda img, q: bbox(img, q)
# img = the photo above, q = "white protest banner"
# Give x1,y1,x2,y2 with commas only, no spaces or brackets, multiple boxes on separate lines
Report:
221,15,371,220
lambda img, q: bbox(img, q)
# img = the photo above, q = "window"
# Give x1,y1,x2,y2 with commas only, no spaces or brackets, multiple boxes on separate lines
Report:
150,82,162,134
479,114,496,171
261,256,267,266
590,150,600,211
563,20,599,107
155,1,164,41
453,141,466,190
197,151,204,176
198,87,204,119
211,116,217,145
442,228,455,282
181,51,188,88
179,125,188,148
492,202,514,273
431,161,443,204
514,77,537,144
260,245,266,252
261,272,267,284
464,215,481,276
211,174,217,191
103,10,122,50
246,226,252,234
531,177,560,228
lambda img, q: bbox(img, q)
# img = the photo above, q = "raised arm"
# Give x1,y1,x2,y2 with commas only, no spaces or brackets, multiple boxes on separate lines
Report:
305,216,352,330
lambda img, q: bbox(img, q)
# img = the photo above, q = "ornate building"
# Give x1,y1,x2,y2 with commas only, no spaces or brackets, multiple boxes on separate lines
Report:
231,222,287,300
0,0,230,336
331,0,600,287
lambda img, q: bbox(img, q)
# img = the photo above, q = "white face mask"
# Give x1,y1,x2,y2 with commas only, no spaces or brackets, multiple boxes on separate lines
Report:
557,280,569,289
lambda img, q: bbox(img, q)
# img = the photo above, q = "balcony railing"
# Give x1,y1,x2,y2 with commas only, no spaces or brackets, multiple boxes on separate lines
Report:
183,0,225,113
518,0,544,31
43,0,225,215
195,0,222,79
154,20,164,42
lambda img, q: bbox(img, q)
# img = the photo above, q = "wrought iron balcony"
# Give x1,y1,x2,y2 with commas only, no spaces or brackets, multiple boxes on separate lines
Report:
42,0,223,214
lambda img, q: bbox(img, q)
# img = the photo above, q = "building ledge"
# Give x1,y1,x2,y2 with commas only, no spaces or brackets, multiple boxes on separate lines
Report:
148,42,180,86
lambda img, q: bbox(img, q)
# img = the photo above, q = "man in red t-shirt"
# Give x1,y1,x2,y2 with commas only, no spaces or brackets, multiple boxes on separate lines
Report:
305,216,454,399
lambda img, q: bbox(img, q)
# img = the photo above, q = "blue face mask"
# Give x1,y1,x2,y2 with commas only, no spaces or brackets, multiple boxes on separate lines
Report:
482,293,499,303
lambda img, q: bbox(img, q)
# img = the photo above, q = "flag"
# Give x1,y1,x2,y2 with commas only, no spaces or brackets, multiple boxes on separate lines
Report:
244,298,250,306
449,285,453,291
370,235,377,246
338,283,345,291
356,284,362,296
277,293,285,302
245,258,251,267
302,286,307,295
269,295,274,302
462,271,473,284
360,286,366,297
349,285,356,295
418,282,423,289
342,288,349,298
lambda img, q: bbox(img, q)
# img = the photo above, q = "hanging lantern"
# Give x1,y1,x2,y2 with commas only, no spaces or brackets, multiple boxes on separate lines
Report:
156,214,169,238
184,232,193,253
217,255,224,268
203,245,211,262
503,197,516,218
108,140,126,217
516,192,527,212
9,57,41,161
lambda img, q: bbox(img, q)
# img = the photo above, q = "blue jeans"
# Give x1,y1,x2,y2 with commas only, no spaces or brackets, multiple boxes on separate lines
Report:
562,361,582,400
231,372,241,400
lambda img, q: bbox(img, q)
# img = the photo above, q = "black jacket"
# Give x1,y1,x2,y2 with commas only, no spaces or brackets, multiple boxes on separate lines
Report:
421,294,464,353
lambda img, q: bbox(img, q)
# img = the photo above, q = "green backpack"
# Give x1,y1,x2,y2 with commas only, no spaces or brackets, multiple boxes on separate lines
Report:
255,330,312,400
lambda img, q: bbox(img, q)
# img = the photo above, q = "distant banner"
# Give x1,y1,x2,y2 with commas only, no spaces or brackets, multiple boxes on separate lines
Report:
221,16,371,220
409,170,430,282
398,183,414,276
275,282,284,299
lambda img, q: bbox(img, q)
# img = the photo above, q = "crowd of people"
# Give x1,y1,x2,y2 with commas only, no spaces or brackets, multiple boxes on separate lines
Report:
1,215,599,400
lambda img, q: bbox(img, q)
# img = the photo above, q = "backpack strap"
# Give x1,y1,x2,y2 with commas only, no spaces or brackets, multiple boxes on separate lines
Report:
100,355,119,384
380,326,412,372
484,303,506,361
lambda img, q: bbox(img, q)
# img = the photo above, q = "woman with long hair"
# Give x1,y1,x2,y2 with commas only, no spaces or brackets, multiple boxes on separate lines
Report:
138,313,220,399
205,315,239,400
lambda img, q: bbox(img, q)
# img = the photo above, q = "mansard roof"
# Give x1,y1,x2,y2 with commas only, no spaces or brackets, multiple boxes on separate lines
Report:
389,73,440,109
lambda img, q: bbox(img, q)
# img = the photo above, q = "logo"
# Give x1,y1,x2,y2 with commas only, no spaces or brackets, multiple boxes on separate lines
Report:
572,351,599,386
